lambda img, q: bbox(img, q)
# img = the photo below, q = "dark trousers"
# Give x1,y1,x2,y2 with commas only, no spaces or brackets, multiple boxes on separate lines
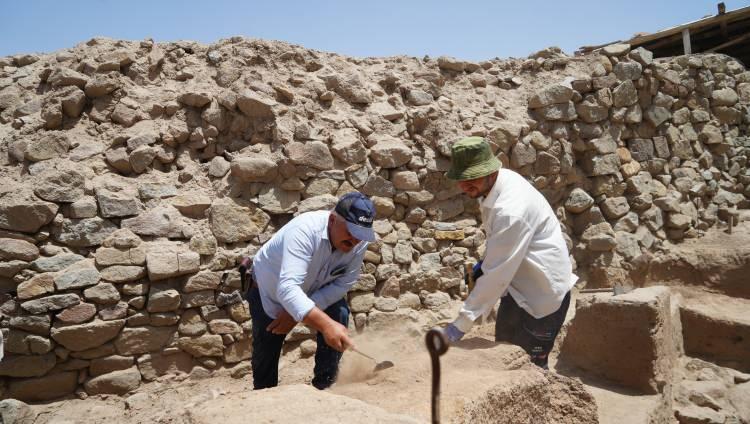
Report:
495,291,571,369
248,286,349,390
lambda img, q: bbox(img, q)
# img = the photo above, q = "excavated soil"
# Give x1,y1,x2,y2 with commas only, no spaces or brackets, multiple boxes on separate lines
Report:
639,211,750,299
28,324,600,424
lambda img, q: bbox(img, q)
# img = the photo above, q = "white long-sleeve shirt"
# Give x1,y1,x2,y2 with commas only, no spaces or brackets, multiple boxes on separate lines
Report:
453,169,577,333
252,210,367,322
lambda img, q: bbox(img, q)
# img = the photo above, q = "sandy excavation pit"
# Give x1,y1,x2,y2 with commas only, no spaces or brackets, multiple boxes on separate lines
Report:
22,325,600,424
334,332,598,424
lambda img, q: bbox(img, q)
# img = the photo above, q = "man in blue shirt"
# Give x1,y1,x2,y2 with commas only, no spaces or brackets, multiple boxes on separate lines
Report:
248,192,376,390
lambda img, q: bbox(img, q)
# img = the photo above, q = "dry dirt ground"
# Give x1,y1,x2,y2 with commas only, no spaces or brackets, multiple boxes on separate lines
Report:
29,324,598,424
22,216,750,423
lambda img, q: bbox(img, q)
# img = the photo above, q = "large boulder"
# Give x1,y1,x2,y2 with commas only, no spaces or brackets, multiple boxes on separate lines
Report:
711,88,738,106
54,266,100,290
33,167,85,203
89,355,135,377
146,249,200,281
330,128,367,165
565,189,595,213
0,353,57,377
25,132,70,162
170,193,212,219
613,61,642,80
613,80,638,107
0,399,37,424
50,319,126,351
31,253,85,272
48,67,89,87
528,83,574,108
285,141,334,170
178,89,212,108
147,285,181,312
21,294,80,314
0,190,59,233
9,315,51,336
258,186,300,214
0,238,39,262
100,265,146,283
183,271,221,293
208,198,270,243
230,156,279,183
177,335,225,357
236,90,276,118
52,217,119,247
7,372,78,402
84,367,142,395
95,186,142,218
115,326,176,355
121,206,184,237
56,302,98,325
224,337,252,363
83,282,121,305
95,246,147,267
368,136,412,168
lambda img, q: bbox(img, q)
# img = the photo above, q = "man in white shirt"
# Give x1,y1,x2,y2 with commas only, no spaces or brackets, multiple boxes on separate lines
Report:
440,137,576,368
248,192,376,389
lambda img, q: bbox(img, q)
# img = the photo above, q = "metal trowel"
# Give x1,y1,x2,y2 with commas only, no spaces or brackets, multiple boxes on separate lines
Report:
350,347,394,371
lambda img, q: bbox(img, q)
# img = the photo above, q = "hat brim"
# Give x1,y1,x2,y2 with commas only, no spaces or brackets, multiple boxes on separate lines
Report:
346,222,376,242
446,156,502,181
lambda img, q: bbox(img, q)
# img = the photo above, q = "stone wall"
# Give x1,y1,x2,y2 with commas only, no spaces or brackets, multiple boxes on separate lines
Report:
0,37,748,400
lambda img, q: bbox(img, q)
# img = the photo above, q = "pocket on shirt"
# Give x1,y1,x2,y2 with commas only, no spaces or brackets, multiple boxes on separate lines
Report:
330,265,347,278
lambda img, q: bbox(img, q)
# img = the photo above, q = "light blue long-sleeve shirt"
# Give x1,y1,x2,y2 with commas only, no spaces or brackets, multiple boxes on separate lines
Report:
252,210,368,321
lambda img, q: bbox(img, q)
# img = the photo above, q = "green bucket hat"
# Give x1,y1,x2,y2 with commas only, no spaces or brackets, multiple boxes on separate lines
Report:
446,137,502,181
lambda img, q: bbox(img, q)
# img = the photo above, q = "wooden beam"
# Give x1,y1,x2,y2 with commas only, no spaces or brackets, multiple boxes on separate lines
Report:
641,32,684,51
719,3,729,37
705,32,750,52
578,7,750,58
636,17,749,54
576,40,624,54
688,19,750,43
626,5,750,47
682,28,692,54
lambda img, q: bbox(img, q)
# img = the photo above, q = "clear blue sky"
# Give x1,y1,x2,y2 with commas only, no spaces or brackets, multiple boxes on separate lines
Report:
1,0,748,60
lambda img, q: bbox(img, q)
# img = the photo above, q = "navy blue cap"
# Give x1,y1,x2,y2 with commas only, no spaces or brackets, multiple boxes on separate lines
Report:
334,192,376,242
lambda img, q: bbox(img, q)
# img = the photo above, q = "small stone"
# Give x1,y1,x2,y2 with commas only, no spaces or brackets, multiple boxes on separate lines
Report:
374,297,399,312
16,273,55,300
21,294,80,314
83,283,121,305
55,267,100,291
602,44,630,56
565,189,595,213
57,303,98,325
349,292,376,313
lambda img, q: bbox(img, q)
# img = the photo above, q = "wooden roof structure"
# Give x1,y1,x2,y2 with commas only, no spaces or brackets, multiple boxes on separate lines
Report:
578,3,750,66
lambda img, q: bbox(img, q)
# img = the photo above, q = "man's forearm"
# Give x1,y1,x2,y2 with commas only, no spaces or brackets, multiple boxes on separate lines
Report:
301,306,337,334
302,305,352,352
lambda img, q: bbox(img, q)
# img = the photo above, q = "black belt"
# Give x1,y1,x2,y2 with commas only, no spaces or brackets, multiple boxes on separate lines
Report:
239,257,257,293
